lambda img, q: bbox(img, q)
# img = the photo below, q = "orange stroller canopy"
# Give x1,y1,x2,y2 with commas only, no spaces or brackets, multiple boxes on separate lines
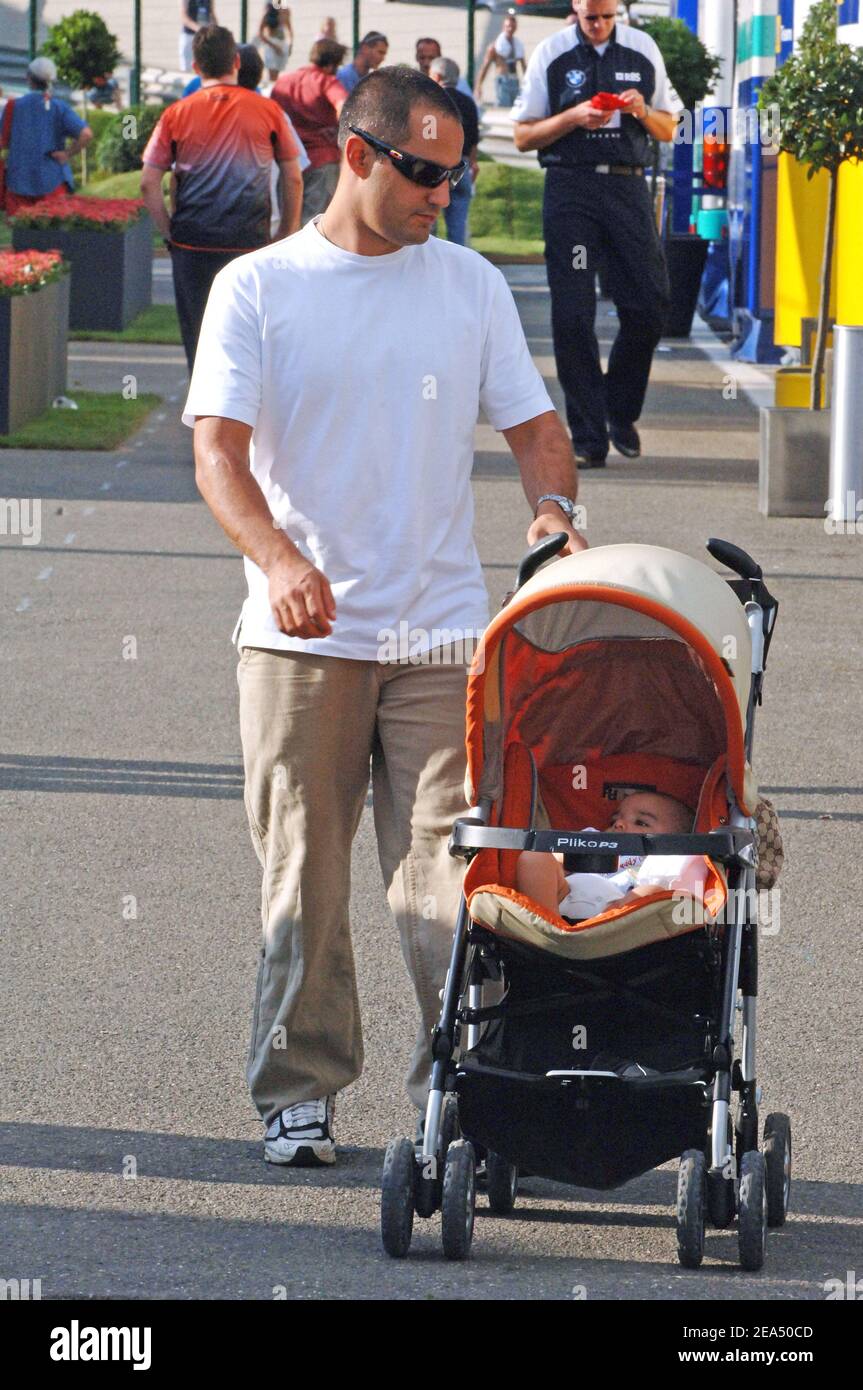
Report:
465,543,757,819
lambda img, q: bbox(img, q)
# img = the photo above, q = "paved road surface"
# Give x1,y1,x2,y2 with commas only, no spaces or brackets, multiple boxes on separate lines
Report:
1,267,861,1299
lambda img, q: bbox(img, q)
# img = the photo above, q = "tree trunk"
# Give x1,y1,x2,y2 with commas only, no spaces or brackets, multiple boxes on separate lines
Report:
811,165,837,412
81,91,89,185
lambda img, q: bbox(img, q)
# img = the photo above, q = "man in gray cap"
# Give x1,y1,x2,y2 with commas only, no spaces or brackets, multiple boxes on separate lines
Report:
2,57,93,214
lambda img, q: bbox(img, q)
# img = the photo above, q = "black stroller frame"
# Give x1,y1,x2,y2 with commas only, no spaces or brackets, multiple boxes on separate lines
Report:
381,539,790,1268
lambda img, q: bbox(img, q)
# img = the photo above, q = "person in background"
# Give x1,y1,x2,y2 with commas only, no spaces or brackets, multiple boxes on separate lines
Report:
315,17,338,43
85,73,123,110
428,56,479,247
271,39,348,225
475,11,526,108
336,32,389,95
513,0,680,465
2,57,93,216
141,25,302,371
415,37,473,98
179,0,218,72
258,3,292,84
228,40,311,237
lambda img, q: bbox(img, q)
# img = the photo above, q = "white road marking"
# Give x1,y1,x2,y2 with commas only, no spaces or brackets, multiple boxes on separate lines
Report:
83,507,95,516
64,532,76,544
115,460,128,469
16,596,31,612
37,567,53,581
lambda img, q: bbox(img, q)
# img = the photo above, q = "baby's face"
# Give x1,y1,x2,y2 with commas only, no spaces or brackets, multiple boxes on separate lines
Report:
610,793,690,835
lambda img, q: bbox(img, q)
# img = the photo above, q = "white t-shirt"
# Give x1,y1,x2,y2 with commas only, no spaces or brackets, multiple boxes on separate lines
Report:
494,34,526,65
182,220,553,659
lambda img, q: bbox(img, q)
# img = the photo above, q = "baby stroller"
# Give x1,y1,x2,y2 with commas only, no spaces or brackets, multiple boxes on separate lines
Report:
381,538,790,1269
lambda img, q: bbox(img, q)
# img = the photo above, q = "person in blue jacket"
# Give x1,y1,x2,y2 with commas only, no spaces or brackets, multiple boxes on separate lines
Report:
3,57,93,214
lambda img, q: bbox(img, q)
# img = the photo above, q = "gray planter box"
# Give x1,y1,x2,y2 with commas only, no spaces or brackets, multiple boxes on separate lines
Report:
12,213,152,331
0,273,70,435
759,406,831,518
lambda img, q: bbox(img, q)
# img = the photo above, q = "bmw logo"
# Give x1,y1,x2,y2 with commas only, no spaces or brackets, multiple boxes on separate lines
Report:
565,69,587,90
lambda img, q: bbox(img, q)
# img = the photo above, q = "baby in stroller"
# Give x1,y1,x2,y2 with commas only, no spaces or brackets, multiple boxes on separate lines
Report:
516,789,709,921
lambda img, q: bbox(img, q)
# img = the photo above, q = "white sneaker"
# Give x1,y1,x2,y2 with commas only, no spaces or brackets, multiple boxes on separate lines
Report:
264,1096,336,1167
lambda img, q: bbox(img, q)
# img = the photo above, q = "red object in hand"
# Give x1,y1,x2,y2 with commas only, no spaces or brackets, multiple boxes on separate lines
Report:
590,92,628,111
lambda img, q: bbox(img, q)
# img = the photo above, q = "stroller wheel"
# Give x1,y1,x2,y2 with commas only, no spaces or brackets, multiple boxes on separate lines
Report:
441,1140,476,1261
486,1150,519,1215
763,1113,792,1228
381,1138,416,1259
738,1150,768,1271
676,1149,706,1269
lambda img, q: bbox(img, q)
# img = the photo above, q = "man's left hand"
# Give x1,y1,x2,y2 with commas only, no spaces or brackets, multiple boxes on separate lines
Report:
620,89,647,120
526,506,588,555
50,150,70,164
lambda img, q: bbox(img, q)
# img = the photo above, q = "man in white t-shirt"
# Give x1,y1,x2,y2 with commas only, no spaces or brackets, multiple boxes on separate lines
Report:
185,64,586,1167
475,13,526,108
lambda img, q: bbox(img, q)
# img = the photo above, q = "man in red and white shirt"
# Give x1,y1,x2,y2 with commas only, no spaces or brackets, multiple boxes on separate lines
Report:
271,38,348,224
140,24,301,370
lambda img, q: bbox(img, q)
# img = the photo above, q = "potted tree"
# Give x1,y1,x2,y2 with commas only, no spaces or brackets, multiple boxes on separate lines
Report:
636,16,722,337
43,10,122,184
0,251,70,436
756,0,863,515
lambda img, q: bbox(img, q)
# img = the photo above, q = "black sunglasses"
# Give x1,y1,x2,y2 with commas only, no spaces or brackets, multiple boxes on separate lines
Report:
349,126,467,189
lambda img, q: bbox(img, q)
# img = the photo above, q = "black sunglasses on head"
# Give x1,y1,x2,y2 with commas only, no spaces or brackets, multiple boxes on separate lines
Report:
349,126,467,188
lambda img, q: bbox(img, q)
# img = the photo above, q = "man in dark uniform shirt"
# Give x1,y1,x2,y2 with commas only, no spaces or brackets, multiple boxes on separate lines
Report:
514,0,681,465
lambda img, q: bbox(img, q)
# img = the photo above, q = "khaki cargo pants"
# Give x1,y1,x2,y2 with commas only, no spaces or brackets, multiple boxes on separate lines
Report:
237,643,471,1121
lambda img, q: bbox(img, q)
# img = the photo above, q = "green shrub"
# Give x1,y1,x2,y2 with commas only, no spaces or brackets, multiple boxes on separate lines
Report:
95,105,164,173
636,17,721,110
43,10,121,91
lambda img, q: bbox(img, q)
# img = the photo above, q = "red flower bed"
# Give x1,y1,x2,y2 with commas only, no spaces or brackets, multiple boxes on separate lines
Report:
0,249,68,297
8,195,146,232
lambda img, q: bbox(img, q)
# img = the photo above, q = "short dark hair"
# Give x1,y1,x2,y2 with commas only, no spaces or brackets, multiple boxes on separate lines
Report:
359,31,388,50
415,37,441,55
310,38,348,69
338,65,462,150
193,24,237,79
237,42,264,89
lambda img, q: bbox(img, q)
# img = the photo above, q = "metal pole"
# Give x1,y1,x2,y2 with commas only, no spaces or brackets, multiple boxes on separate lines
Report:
131,0,141,107
241,0,248,44
353,0,360,52
29,0,38,60
827,326,863,525
467,0,476,87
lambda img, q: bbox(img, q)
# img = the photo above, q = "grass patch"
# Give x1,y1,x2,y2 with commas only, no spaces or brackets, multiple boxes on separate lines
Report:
79,170,146,200
70,304,181,344
472,235,544,259
0,391,161,450
471,161,545,252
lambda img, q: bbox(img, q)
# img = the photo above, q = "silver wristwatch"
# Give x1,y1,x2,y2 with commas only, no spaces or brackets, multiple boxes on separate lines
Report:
535,493,577,521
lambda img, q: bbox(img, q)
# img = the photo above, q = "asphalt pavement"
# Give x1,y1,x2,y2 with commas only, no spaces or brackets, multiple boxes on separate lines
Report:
1,262,861,1301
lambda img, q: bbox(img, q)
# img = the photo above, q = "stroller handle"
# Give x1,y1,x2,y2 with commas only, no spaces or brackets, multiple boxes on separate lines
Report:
707,537,762,582
516,532,569,590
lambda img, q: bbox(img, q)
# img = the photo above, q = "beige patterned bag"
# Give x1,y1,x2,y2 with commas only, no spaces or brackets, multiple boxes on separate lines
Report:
754,796,784,889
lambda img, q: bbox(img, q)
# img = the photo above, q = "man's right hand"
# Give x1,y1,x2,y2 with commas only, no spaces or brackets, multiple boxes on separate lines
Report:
268,553,337,639
569,101,614,131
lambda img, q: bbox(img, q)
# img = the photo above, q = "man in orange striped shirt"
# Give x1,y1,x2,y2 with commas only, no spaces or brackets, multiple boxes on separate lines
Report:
141,25,302,370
